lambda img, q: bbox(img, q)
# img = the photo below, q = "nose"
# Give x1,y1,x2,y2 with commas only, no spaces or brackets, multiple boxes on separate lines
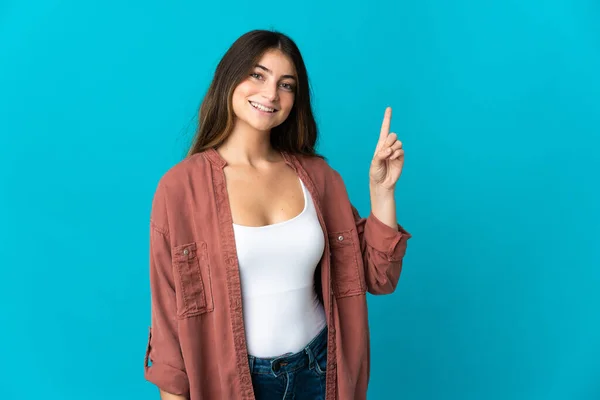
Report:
261,82,279,103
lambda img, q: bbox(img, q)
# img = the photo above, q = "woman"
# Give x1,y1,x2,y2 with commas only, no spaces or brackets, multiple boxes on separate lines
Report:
144,30,411,400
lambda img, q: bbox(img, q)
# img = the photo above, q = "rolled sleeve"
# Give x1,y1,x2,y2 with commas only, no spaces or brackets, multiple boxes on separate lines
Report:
145,327,190,396
352,205,412,295
364,211,412,261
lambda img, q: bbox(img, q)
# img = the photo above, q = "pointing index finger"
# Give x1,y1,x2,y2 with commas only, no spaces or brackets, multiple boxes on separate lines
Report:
379,107,392,144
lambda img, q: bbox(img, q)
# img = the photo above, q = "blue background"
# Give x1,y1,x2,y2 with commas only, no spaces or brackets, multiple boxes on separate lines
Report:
1,0,599,399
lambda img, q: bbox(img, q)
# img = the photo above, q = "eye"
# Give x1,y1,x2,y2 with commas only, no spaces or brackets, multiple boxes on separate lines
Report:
250,72,263,80
280,82,295,91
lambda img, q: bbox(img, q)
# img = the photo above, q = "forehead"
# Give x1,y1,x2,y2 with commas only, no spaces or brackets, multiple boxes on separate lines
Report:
256,49,296,76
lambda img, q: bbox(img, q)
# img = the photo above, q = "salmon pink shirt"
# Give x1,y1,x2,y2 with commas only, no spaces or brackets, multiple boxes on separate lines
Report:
144,148,412,399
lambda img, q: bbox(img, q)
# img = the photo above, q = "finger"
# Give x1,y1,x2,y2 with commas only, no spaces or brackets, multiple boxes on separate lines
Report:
378,138,403,161
376,133,397,157
383,133,398,149
377,133,399,156
378,107,392,146
374,146,394,163
389,149,405,160
389,139,403,152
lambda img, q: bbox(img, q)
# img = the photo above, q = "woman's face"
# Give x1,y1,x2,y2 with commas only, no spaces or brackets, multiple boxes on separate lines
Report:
231,49,297,133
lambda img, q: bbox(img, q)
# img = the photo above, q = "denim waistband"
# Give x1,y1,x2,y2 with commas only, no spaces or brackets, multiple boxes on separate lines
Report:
247,326,328,376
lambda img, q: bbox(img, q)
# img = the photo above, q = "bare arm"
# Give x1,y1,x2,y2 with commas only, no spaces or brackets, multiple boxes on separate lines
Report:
356,106,410,294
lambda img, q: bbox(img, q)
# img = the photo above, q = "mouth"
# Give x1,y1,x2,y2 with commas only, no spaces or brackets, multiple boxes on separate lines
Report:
249,100,278,113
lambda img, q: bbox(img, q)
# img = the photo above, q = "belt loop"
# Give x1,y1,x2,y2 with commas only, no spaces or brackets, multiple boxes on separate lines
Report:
248,355,255,374
305,343,316,369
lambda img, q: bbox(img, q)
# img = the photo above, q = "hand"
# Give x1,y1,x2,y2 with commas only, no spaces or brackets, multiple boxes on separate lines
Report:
369,107,404,191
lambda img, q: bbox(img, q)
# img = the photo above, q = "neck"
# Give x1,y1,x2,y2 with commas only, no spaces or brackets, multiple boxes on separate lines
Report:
217,120,280,166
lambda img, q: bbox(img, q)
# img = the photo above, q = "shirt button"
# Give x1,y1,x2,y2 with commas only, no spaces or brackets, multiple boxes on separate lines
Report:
183,249,189,255
337,235,344,241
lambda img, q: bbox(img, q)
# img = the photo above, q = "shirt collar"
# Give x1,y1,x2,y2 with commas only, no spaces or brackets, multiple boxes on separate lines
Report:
203,147,295,169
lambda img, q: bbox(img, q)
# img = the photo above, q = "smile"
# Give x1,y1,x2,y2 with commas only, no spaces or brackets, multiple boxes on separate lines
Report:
249,101,277,113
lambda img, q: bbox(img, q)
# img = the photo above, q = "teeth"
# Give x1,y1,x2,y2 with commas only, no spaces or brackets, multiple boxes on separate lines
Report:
250,101,275,112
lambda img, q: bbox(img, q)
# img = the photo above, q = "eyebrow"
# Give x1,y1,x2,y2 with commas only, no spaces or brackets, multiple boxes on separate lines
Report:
255,64,297,81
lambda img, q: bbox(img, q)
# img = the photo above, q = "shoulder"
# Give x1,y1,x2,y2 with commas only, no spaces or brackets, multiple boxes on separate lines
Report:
150,152,210,226
156,152,209,191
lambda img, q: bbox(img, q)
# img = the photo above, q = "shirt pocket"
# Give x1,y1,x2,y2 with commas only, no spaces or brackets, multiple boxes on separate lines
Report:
172,241,214,319
328,229,366,298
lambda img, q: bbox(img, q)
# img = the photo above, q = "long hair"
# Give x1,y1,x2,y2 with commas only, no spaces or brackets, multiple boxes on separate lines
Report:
187,30,322,158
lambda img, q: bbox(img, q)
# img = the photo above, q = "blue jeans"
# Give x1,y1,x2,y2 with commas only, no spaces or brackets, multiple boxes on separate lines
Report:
248,326,328,400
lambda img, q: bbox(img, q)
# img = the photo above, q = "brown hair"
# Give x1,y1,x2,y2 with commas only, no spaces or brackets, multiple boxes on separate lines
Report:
187,30,323,158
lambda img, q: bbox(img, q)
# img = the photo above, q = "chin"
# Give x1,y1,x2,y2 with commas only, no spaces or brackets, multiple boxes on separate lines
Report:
259,123,282,133
247,117,284,133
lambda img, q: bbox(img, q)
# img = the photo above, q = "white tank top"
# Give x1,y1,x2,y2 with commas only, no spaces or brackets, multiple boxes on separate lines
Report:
233,177,327,358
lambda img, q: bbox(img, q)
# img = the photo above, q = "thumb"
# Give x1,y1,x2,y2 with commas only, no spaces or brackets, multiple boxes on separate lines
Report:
373,147,392,165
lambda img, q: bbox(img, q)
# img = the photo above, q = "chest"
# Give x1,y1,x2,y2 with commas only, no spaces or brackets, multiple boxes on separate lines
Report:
223,164,306,227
